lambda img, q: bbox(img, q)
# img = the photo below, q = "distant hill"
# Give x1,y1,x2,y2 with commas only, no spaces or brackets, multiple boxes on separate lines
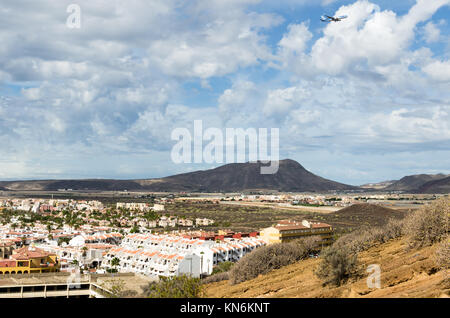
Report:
0,159,357,193
384,174,449,192
333,203,405,227
412,176,450,194
0,179,144,191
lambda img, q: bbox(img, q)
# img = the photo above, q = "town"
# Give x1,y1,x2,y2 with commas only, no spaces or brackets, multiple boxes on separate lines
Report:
0,195,338,286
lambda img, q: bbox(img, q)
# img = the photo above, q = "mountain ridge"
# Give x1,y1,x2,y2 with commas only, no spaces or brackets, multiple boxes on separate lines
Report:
0,160,448,193
384,173,450,192
0,159,356,193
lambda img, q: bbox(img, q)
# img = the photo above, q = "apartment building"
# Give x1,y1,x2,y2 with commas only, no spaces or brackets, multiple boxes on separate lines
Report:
69,233,122,246
0,246,60,275
116,202,149,211
158,216,177,228
101,233,266,278
178,218,194,227
260,220,334,246
195,218,215,226
152,204,165,211
37,243,114,271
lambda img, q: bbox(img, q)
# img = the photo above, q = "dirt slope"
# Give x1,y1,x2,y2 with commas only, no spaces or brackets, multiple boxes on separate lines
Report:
204,238,449,298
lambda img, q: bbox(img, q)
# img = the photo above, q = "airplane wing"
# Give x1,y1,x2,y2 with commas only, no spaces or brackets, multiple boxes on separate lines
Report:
337,15,348,19
325,15,333,19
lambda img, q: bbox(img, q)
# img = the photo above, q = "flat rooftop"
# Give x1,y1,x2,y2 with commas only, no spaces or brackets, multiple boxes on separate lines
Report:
0,272,155,296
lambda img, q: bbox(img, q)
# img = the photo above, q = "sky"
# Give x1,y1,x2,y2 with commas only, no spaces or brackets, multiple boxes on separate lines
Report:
0,0,449,185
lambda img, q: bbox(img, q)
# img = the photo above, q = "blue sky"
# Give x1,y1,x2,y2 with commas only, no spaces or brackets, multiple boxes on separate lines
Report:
0,0,449,185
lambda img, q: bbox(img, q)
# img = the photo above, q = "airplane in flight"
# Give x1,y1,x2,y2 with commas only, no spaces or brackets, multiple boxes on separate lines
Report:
320,15,348,22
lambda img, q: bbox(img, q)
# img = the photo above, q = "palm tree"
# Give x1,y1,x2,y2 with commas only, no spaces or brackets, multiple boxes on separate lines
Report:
110,257,120,273
81,246,88,258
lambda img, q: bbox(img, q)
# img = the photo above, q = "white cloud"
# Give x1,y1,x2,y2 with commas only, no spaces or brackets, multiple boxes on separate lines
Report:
277,0,450,78
147,11,282,78
278,23,312,56
263,86,310,116
422,59,450,81
423,21,441,43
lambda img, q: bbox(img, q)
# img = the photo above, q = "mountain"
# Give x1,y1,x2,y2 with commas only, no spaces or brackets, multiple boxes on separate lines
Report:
0,159,357,193
384,174,449,192
0,179,144,191
412,176,450,194
138,159,358,192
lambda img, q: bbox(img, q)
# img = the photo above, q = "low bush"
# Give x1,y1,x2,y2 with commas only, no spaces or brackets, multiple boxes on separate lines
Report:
202,272,229,284
211,261,234,275
434,237,450,288
229,236,321,285
142,275,203,298
315,245,360,286
403,197,449,248
434,237,450,270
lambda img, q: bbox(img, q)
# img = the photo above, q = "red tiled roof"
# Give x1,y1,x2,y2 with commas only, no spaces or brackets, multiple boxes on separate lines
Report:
11,246,54,260
275,224,308,231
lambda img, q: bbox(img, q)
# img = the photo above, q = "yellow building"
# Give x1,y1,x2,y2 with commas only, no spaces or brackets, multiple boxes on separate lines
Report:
0,246,60,275
260,220,334,246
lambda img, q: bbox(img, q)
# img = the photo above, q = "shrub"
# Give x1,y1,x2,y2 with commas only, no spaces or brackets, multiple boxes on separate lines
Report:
142,275,203,298
434,237,450,271
99,278,137,298
382,218,405,241
229,236,321,285
403,197,449,248
434,237,450,288
315,245,361,286
211,261,234,275
202,272,229,284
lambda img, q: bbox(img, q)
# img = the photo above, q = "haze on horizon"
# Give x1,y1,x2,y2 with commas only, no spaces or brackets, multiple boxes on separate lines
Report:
0,0,449,185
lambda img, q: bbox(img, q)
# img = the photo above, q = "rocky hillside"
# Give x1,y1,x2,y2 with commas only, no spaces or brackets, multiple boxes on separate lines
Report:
385,174,449,192
413,176,450,194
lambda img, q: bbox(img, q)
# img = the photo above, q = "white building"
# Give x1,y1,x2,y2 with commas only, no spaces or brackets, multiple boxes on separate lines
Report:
152,204,165,211
101,233,266,278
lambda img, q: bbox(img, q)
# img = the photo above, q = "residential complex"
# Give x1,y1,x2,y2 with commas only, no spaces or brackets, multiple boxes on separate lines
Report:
260,220,334,246
102,233,266,278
